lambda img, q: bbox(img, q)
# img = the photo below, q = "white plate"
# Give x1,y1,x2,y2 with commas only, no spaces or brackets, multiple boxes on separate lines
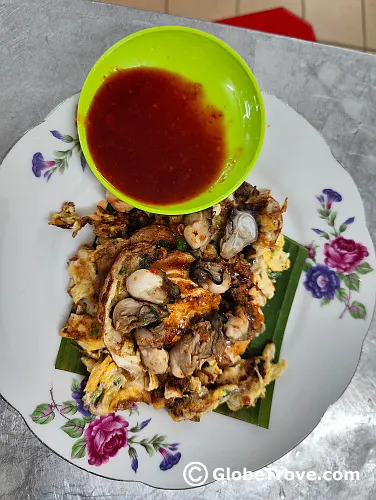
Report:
0,93,374,489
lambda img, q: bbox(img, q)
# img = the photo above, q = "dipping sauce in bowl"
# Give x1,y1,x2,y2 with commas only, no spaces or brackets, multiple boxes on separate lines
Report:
86,67,226,206
78,26,266,215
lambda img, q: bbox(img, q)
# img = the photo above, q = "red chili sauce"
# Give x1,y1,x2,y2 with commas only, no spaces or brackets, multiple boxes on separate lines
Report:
86,67,226,206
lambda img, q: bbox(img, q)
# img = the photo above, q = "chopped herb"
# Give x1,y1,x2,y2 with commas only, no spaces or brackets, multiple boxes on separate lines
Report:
119,265,127,275
212,241,220,253
156,240,170,249
113,377,122,387
91,387,103,405
139,255,151,269
176,236,188,252
90,328,99,337
269,271,282,281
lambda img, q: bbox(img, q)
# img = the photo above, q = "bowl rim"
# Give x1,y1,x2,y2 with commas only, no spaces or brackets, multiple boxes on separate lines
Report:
77,25,266,215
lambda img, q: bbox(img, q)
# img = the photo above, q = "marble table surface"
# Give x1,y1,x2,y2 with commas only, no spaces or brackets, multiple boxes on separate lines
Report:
0,1,375,498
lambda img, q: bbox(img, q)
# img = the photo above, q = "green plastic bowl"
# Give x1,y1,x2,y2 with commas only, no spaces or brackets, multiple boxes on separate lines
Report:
78,26,265,215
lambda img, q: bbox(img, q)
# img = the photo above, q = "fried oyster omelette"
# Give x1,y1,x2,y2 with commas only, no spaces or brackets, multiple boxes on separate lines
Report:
50,182,290,422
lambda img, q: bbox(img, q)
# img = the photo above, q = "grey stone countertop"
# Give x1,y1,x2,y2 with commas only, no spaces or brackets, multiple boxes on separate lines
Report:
0,1,375,498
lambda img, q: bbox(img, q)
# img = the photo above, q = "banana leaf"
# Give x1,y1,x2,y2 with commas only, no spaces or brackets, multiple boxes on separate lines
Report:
214,236,308,427
55,337,88,376
55,236,307,428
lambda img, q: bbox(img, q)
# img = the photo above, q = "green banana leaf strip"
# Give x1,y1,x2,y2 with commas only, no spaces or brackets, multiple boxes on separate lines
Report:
55,338,88,376
55,236,307,428
215,236,308,427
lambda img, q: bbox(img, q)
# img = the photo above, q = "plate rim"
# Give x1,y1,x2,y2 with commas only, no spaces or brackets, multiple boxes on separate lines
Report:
0,91,375,489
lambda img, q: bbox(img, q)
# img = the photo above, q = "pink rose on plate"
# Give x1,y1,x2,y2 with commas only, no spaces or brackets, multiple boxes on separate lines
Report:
324,236,369,273
85,413,129,466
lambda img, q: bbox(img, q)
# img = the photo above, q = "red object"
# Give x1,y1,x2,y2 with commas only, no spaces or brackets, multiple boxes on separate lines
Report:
217,8,316,42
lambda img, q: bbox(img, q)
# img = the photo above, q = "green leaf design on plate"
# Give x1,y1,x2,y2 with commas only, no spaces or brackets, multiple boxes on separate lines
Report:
129,423,141,433
60,400,78,416
83,415,95,423
356,262,373,275
329,212,337,225
150,434,167,450
349,301,367,320
63,135,75,143
339,223,347,234
335,288,348,303
139,434,167,456
321,297,331,306
61,418,86,438
55,150,67,158
343,273,360,292
30,404,55,425
139,439,155,456
71,437,87,459
71,379,81,392
318,208,330,218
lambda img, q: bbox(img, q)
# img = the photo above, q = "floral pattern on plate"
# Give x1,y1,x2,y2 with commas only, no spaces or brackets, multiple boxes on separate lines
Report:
32,129,87,181
30,378,181,472
303,189,373,319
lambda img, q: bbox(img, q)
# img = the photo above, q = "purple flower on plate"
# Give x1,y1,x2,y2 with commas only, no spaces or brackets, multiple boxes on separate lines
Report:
72,378,91,417
316,194,325,204
304,264,340,299
167,442,179,452
80,152,87,171
50,130,64,140
322,189,342,209
85,413,129,466
139,418,151,431
44,170,53,182
344,217,355,226
32,153,55,178
158,447,181,471
131,454,138,473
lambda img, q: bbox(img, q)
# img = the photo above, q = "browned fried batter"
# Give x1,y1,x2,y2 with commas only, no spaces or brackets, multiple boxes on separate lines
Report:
53,185,289,420
49,202,81,232
82,206,131,239
166,384,236,422
60,313,104,354
49,202,154,239
163,290,221,342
